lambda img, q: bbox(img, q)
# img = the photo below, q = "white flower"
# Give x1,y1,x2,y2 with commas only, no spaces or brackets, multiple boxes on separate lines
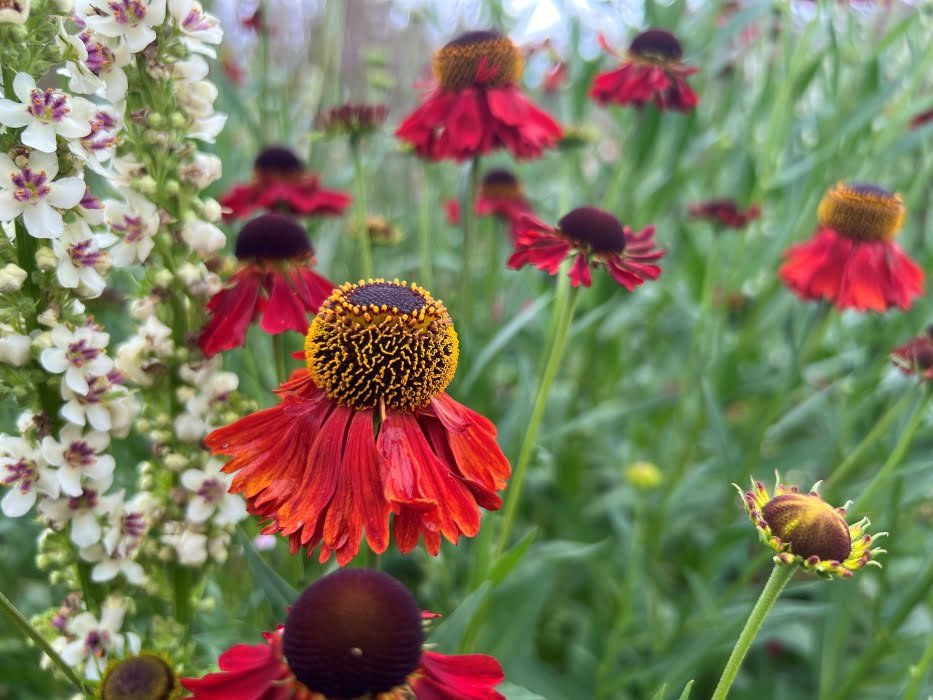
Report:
52,221,116,298
81,544,146,585
188,112,226,143
0,150,85,239
129,295,158,320
172,53,209,82
56,596,140,680
81,491,153,585
1,434,58,517
76,186,106,225
177,262,220,297
177,80,218,119
60,371,135,434
42,425,115,497
180,460,246,526
179,151,221,188
208,529,231,564
40,324,113,394
0,329,32,367
161,522,208,566
0,73,94,153
38,476,119,547
180,218,225,253
105,193,159,266
60,30,131,103
0,0,29,23
170,0,223,55
82,0,167,54
0,262,27,291
67,110,120,175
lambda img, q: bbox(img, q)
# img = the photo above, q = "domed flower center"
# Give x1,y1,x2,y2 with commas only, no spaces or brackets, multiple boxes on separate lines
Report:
761,493,852,562
558,206,627,253
480,168,523,201
433,30,523,91
253,146,305,180
817,182,905,242
234,213,313,261
283,569,424,698
629,29,684,63
305,280,459,411
101,653,177,700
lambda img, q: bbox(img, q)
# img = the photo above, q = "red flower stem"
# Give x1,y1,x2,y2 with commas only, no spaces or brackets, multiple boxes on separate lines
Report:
350,139,374,279
417,163,434,289
459,157,481,325
850,388,932,514
711,563,798,700
495,275,580,555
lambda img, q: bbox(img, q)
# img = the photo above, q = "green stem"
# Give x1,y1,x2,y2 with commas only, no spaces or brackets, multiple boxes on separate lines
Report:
904,632,933,700
495,279,579,556
173,564,192,638
851,389,932,513
825,389,915,491
459,157,481,324
831,559,933,700
350,139,373,280
272,333,287,386
711,563,798,700
417,163,434,289
0,590,88,695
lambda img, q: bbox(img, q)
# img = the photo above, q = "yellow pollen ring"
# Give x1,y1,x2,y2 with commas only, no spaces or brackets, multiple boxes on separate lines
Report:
305,279,459,411
433,37,523,91
817,182,905,242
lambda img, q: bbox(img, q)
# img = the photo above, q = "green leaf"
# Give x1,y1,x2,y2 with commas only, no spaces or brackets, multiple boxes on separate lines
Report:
235,529,297,621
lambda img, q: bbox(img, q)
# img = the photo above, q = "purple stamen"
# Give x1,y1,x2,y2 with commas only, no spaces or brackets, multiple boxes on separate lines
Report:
107,0,146,25
68,488,99,511
65,340,102,367
68,239,103,268
11,167,51,203
27,88,71,124
184,8,213,32
122,511,147,537
111,214,145,242
85,629,111,657
196,478,224,504
64,441,96,467
79,31,115,75
2,459,36,490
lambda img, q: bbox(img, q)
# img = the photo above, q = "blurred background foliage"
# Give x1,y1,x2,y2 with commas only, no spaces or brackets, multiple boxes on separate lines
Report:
2,0,932,698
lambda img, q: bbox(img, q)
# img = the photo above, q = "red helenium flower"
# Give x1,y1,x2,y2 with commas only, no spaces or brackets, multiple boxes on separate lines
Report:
180,569,506,700
890,327,933,381
590,29,698,112
396,30,562,161
206,280,510,565
446,169,534,240
689,199,761,229
779,182,924,312
219,146,351,221
508,207,665,289
197,214,334,358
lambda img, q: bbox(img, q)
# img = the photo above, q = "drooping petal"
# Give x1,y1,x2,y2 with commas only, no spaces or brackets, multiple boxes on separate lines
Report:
198,267,264,356
259,268,312,335
412,651,506,700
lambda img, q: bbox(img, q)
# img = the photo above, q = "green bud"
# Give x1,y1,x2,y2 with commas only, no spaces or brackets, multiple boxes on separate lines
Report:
169,112,188,129
10,26,27,41
148,112,165,128
164,180,181,196
137,176,158,194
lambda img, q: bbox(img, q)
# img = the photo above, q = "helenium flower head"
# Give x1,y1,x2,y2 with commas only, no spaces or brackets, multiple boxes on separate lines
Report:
736,474,886,579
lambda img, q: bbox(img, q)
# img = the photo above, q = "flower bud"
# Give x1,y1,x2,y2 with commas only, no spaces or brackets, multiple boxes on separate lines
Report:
164,179,181,196
152,269,174,288
624,461,663,490
170,112,188,129
137,175,158,194
0,333,32,366
36,307,59,326
35,247,57,270
200,198,222,222
0,263,27,292
148,112,165,128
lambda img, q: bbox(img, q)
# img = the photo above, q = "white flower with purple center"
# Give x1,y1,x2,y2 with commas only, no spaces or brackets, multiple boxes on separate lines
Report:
180,459,246,526
0,73,94,153
0,150,85,239
80,491,153,584
40,324,114,394
54,596,140,680
82,0,167,54
179,151,222,189
42,425,115,497
177,80,218,119
169,0,222,56
105,193,159,266
61,29,130,103
60,370,127,432
1,434,58,517
51,220,116,297
38,476,119,547
68,111,120,175
188,112,227,143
